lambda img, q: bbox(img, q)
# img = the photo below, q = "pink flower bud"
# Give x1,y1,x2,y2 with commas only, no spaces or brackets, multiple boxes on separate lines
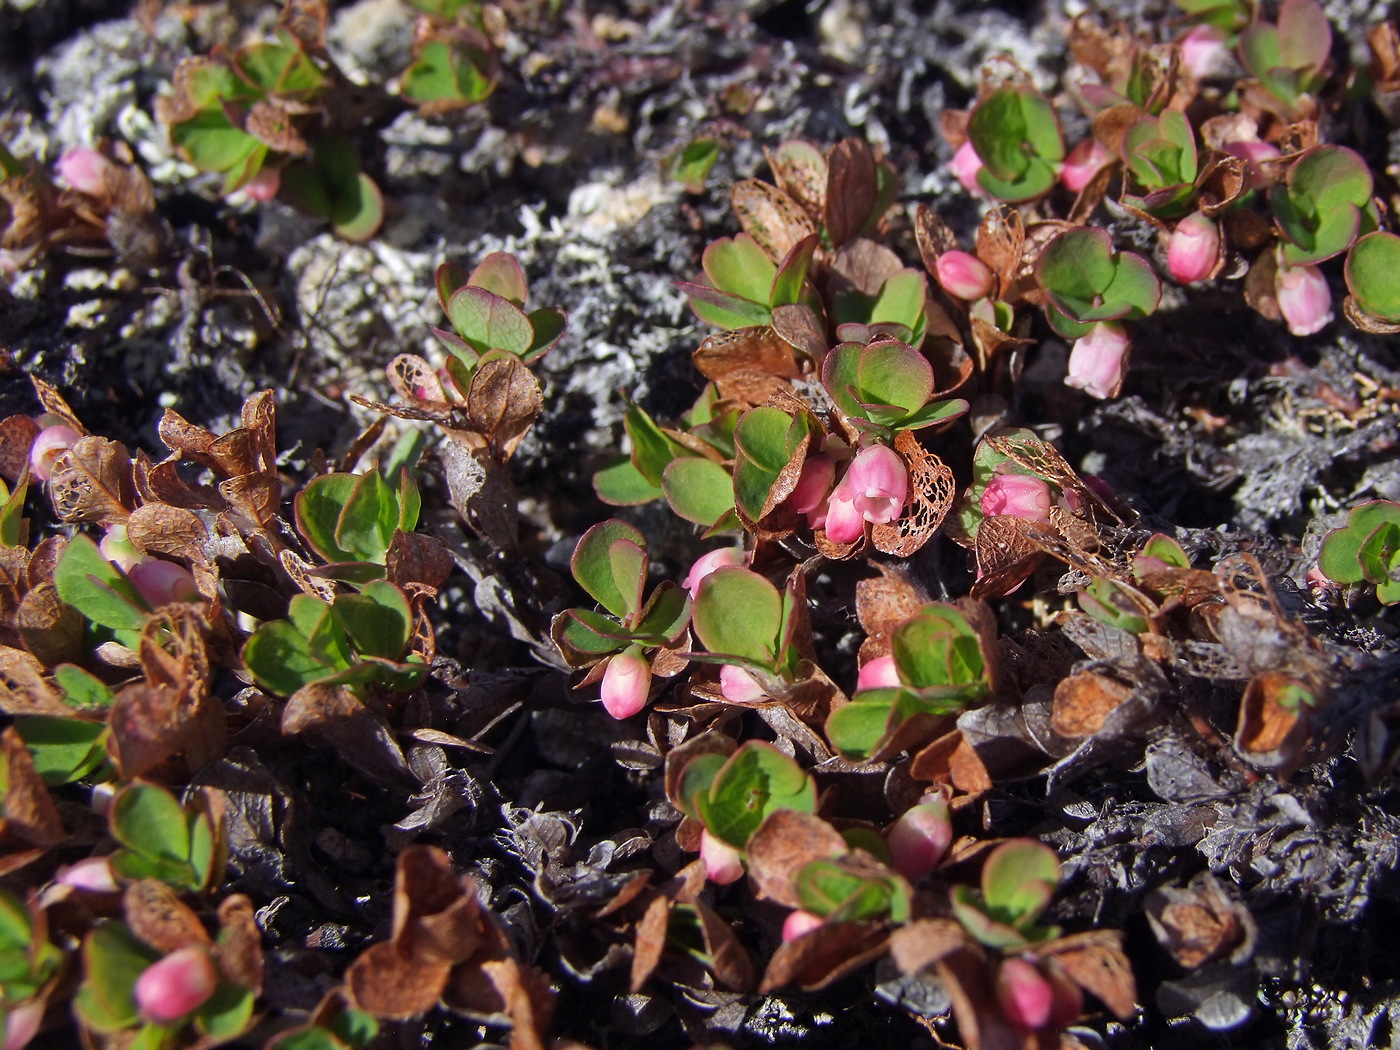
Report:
935,250,994,301
856,654,900,691
1224,139,1281,186
242,167,281,203
981,473,1053,522
3,1000,42,1050
1064,321,1130,400
719,664,766,704
700,829,745,885
134,947,219,1023
127,559,201,608
600,649,651,719
1275,261,1332,336
950,140,985,196
824,445,908,543
683,547,745,599
781,910,825,942
56,147,115,196
886,792,952,880
29,424,81,482
996,957,1055,1031
1178,24,1230,79
55,856,118,893
1167,211,1220,284
785,454,836,516
1059,139,1112,194
99,524,142,572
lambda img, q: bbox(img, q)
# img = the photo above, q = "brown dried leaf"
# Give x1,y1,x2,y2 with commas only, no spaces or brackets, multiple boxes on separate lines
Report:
0,416,40,483
744,810,849,909
888,918,969,975
124,879,210,953
731,179,817,263
1040,929,1138,1020
855,566,932,662
770,303,829,361
765,139,827,220
0,726,65,849
825,139,878,247
976,207,1026,302
914,204,959,276
48,437,136,523
109,680,226,780
124,503,209,559
909,730,993,794
760,921,889,993
629,893,670,992
935,946,1033,1050
871,432,956,557
695,900,756,992
0,646,69,716
1234,670,1311,773
29,376,83,433
16,582,84,667
827,238,904,298
245,102,309,154
392,845,485,966
466,356,543,460
1051,671,1134,738
693,326,801,381
386,530,454,593
214,894,264,993
1144,873,1253,970
347,941,452,1019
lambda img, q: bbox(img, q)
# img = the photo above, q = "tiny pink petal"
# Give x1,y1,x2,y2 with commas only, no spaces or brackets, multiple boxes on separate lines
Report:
950,140,985,196
601,650,651,719
1178,25,1230,79
29,424,80,482
1065,321,1130,400
838,445,907,526
719,664,766,704
128,560,201,608
1167,211,1220,285
56,856,119,893
1224,139,1281,186
786,454,836,516
700,829,745,885
887,794,952,880
135,947,219,1024
1275,262,1332,336
56,147,114,196
242,167,281,203
781,910,825,942
822,493,865,543
1060,139,1112,194
683,548,744,599
981,473,1053,523
935,250,994,301
856,654,900,691
996,956,1055,1032
2,1000,42,1050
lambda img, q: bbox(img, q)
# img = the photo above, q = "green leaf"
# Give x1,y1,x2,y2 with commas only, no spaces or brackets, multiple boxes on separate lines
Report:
1346,232,1400,322
898,397,970,431
607,539,647,621
982,839,1060,925
892,606,986,689
662,457,734,526
793,860,898,922
243,619,332,696
683,282,774,330
555,608,629,658
949,886,1035,951
333,581,412,660
975,156,1058,204
0,476,27,547
1035,228,1117,319
194,982,256,1040
1319,501,1400,583
400,39,494,109
234,36,324,97
854,339,935,415
825,691,896,762
692,567,783,665
335,470,398,564
570,519,647,619
1100,250,1161,320
74,923,155,1034
870,270,928,332
700,741,816,848
296,474,359,563
1358,521,1400,586
14,717,107,786
1138,533,1191,570
769,234,818,307
55,664,116,709
632,583,692,647
110,783,192,866
676,751,728,822
623,397,684,486
703,234,777,304
169,111,263,176
968,88,1031,181
593,457,663,506
734,407,802,475
332,173,384,243
524,307,566,360
671,137,721,193
53,535,150,632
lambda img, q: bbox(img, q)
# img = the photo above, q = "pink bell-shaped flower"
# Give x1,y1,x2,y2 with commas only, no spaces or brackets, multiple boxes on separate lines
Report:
683,547,744,599
786,453,836,516
996,956,1056,1032
950,140,985,196
600,648,651,719
1064,321,1130,400
935,250,994,301
134,947,219,1024
1059,139,1112,194
719,664,766,704
856,654,900,691
700,829,745,885
781,910,825,942
1224,139,1282,186
823,445,908,544
127,560,201,608
887,792,953,880
56,147,115,196
1167,211,1220,285
981,473,1053,523
1178,24,1231,79
55,856,119,894
29,424,81,482
1275,261,1332,336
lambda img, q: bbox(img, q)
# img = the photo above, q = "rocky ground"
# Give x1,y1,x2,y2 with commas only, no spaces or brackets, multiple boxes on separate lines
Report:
2,0,1400,1048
